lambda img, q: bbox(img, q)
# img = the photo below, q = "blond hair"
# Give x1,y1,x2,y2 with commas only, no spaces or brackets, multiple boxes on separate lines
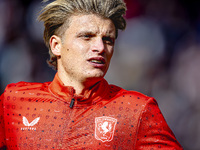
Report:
38,0,127,69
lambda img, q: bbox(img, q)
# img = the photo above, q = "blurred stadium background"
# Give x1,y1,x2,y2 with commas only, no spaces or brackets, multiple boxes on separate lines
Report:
1,0,200,149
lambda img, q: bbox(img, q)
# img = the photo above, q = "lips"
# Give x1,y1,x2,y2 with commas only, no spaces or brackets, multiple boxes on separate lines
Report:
90,59,105,64
88,57,106,68
88,57,106,64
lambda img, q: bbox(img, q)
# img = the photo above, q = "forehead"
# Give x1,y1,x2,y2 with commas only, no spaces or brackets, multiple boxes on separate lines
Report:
66,14,116,36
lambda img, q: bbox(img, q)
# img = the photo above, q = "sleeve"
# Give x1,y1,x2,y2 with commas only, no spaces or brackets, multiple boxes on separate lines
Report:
0,93,6,149
134,97,183,150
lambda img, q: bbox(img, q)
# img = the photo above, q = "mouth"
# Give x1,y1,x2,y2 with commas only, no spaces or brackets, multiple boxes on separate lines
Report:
88,57,106,64
90,59,105,64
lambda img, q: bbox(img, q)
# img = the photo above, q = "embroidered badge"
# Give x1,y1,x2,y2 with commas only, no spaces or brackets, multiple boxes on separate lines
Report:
21,116,40,131
95,116,117,142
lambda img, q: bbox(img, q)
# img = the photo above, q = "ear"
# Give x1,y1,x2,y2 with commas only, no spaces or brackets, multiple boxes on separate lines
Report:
49,35,62,56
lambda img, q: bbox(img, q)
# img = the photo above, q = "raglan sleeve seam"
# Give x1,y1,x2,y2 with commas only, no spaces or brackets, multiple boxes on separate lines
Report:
133,96,153,149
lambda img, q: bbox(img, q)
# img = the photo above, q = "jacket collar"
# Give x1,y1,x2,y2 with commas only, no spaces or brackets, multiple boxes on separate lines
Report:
48,73,109,106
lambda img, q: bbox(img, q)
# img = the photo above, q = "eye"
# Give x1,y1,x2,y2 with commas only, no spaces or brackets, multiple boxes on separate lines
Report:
83,34,92,38
102,36,115,45
80,33,94,40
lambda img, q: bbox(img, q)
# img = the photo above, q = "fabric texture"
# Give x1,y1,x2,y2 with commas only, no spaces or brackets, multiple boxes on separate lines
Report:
0,73,183,149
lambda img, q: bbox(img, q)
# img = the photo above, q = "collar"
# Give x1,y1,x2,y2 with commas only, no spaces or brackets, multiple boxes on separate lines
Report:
48,73,109,107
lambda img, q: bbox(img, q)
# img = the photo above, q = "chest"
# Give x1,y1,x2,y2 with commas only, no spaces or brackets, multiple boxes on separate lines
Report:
3,97,141,149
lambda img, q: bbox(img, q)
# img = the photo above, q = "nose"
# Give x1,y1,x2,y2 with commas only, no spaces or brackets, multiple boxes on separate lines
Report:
91,37,105,53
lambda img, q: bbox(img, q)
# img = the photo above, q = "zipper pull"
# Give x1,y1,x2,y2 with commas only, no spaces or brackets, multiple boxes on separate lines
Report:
70,98,75,108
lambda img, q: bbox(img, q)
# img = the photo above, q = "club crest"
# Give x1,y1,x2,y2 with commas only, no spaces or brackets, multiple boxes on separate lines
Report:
95,116,117,142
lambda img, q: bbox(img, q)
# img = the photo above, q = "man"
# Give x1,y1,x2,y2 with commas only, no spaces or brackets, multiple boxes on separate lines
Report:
0,0,183,149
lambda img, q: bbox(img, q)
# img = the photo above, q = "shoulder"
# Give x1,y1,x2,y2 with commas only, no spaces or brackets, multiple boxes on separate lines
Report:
3,81,51,95
108,84,157,106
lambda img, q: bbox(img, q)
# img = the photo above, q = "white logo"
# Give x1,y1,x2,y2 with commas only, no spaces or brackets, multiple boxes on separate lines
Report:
21,116,40,131
95,116,117,142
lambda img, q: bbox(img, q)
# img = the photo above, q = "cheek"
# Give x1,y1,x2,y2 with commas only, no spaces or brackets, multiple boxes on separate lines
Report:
72,38,89,49
61,48,86,68
107,48,114,60
70,41,89,58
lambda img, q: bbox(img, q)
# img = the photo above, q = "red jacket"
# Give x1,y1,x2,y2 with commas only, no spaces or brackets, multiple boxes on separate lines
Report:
0,73,182,149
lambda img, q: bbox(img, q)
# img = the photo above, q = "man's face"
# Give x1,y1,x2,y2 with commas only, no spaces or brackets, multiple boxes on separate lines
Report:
55,14,116,83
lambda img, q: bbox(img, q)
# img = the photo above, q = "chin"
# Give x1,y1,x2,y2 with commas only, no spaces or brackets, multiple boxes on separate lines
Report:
85,71,105,81
83,67,108,81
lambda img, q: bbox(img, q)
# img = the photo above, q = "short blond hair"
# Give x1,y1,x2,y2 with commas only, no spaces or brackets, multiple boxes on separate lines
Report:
38,0,127,70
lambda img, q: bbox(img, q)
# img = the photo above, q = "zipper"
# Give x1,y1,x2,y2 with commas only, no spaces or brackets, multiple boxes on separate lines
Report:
70,98,75,108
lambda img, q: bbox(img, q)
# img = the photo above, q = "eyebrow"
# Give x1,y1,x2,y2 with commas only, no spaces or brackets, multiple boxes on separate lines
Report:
76,30,115,37
76,30,96,35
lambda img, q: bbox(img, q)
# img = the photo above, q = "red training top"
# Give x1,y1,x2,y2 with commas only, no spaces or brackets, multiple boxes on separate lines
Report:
0,73,183,149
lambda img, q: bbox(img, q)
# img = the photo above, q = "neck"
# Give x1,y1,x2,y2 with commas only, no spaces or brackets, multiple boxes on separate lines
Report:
57,70,101,95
